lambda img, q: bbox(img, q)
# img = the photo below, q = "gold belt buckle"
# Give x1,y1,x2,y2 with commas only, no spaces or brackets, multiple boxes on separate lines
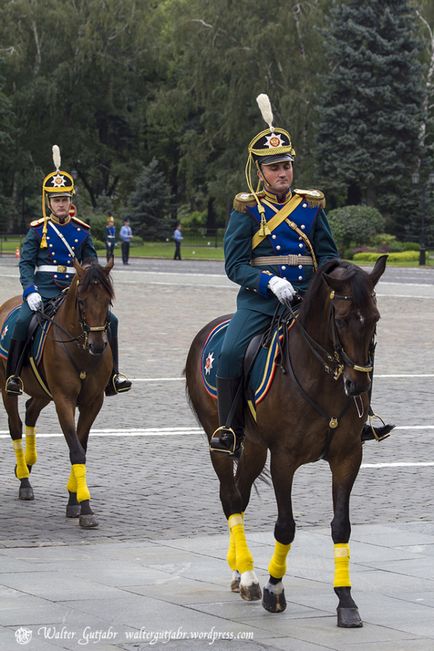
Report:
57,265,67,273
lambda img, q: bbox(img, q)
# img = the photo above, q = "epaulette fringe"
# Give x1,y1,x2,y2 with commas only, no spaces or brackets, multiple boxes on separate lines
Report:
293,188,326,209
72,216,90,229
233,191,265,213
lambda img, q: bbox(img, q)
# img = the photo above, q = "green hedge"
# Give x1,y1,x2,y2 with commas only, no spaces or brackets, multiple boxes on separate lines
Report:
353,250,420,262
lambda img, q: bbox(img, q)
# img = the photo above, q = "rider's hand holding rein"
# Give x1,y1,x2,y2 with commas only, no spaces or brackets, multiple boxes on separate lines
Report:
26,292,43,311
268,276,296,303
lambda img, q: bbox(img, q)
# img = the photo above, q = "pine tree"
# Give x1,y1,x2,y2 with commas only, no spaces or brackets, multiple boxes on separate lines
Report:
128,159,171,240
0,66,16,232
317,0,425,237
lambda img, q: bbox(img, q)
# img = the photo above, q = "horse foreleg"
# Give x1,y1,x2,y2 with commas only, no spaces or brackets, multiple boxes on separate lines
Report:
54,395,96,528
329,450,363,628
263,453,296,614
69,394,105,528
1,389,34,500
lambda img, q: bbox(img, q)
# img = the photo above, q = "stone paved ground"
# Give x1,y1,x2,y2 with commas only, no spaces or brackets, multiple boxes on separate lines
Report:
0,258,433,548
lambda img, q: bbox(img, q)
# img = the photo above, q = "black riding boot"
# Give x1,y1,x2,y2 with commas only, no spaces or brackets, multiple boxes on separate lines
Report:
5,338,27,396
209,376,244,458
361,407,395,442
361,346,394,442
105,333,132,396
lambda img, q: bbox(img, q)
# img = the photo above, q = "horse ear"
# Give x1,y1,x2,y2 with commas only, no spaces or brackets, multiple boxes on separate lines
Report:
73,258,84,279
104,257,114,274
369,254,388,287
322,273,348,294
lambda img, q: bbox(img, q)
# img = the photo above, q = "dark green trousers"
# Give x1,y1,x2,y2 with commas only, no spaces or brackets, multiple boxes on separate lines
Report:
218,309,272,378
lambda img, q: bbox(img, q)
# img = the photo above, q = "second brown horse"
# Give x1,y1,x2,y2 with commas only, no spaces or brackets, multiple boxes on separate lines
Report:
0,259,114,528
186,255,387,627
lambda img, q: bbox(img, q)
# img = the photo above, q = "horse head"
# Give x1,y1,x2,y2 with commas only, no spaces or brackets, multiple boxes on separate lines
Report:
73,258,114,356
321,255,387,396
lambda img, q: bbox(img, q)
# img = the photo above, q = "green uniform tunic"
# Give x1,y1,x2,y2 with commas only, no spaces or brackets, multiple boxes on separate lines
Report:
13,215,118,341
219,189,338,378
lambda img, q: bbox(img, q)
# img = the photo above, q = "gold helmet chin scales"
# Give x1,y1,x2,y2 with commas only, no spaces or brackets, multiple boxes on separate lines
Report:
40,145,75,248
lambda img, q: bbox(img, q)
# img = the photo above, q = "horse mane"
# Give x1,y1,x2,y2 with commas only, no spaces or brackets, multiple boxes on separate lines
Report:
79,260,114,301
298,258,374,325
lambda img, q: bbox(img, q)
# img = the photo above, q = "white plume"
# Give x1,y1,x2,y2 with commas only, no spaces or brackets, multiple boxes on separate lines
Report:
256,94,274,131
52,144,61,170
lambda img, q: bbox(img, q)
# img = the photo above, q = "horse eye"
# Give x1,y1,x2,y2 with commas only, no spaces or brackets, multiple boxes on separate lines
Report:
335,318,346,329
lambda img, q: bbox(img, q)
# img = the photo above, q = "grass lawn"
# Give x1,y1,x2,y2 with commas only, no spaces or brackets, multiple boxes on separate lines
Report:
1,236,433,266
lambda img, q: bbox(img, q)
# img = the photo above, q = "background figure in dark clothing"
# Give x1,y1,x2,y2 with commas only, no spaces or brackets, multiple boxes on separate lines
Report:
120,218,132,265
173,222,183,260
105,215,116,261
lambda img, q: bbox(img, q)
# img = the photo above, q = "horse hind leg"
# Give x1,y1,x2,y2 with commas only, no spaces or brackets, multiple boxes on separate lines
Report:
228,513,261,601
211,455,261,601
1,389,34,500
228,439,268,595
24,396,50,470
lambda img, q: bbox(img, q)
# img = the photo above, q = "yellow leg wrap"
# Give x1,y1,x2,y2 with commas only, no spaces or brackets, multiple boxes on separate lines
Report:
268,540,291,579
72,464,91,502
226,529,237,571
228,513,253,574
12,440,30,479
25,426,37,466
334,543,351,588
66,467,78,493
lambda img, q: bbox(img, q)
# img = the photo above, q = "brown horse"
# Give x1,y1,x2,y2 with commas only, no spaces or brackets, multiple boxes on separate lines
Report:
185,255,387,627
0,259,114,528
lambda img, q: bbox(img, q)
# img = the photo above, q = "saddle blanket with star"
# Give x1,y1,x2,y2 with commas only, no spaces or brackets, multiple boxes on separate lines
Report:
201,317,285,407
0,306,51,365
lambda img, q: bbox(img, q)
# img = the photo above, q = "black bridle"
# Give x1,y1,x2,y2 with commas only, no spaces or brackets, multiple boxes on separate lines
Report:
284,289,374,382
270,287,375,441
37,288,110,352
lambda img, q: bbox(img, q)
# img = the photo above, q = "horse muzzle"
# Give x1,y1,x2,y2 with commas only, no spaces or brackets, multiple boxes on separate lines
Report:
88,339,108,356
343,372,371,397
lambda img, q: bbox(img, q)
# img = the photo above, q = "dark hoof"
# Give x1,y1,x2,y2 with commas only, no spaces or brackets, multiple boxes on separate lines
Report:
79,513,98,529
66,504,81,518
240,582,261,601
337,606,363,628
230,572,241,593
19,486,34,501
262,585,287,613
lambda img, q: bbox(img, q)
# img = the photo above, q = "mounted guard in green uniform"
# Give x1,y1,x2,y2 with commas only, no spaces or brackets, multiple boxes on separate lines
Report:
5,145,131,398
210,94,393,456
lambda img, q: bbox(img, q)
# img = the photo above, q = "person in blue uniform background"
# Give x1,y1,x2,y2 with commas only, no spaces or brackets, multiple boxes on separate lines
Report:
105,215,116,261
5,146,132,398
210,95,393,456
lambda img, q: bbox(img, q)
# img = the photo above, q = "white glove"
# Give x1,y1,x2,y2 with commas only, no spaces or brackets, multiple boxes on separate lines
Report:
268,276,296,304
26,292,43,311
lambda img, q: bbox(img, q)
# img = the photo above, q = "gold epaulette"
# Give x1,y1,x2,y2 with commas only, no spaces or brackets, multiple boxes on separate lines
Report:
233,191,265,213
30,217,44,227
293,188,326,209
72,216,90,229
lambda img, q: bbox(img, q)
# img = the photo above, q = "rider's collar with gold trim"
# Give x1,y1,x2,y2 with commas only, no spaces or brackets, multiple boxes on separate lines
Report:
49,213,72,226
263,189,292,205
